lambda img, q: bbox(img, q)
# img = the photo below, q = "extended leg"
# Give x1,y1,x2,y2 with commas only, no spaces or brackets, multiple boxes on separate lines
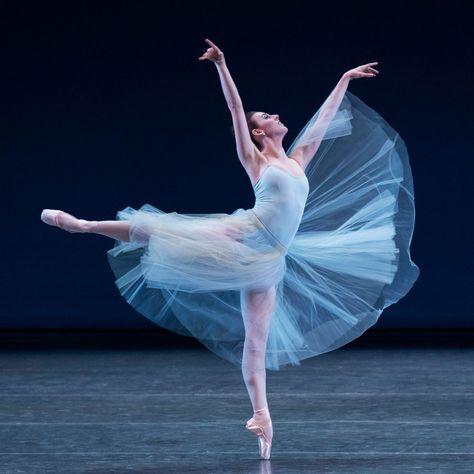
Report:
88,220,131,241
41,209,131,242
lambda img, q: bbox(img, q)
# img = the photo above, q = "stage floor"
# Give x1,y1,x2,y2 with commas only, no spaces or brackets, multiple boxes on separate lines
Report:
0,331,473,473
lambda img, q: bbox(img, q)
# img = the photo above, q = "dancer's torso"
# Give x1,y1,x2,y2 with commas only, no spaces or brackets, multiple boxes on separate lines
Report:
252,165,309,249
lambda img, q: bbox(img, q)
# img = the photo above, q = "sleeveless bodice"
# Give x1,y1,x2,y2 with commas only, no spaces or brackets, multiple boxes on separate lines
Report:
251,165,309,250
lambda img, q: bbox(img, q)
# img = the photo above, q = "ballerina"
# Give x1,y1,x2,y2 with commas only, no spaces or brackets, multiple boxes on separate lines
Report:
41,39,419,460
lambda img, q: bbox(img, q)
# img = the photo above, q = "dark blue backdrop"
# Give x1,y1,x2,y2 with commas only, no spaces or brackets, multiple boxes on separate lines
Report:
1,2,472,329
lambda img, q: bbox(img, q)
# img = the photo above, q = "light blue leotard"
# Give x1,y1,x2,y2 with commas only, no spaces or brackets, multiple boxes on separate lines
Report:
250,165,309,253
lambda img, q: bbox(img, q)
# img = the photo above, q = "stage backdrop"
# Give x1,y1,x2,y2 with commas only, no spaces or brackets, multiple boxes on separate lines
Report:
1,2,471,329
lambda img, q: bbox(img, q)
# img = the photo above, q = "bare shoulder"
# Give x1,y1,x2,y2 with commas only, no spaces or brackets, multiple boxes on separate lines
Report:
288,150,306,172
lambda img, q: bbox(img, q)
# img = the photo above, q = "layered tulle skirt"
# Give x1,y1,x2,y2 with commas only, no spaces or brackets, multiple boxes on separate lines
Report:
107,91,419,370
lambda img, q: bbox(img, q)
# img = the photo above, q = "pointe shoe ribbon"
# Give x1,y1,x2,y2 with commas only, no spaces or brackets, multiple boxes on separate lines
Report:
246,416,272,460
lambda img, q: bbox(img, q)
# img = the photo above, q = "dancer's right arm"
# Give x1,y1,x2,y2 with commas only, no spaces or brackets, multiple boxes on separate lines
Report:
199,39,258,167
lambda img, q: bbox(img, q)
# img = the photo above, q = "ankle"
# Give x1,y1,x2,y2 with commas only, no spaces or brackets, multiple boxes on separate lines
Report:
253,406,272,428
254,406,270,417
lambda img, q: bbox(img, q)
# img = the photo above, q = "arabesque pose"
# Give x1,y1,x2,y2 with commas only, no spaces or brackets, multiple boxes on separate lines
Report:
41,39,419,460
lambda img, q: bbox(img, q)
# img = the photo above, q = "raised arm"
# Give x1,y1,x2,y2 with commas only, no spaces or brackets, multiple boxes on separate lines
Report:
199,39,258,168
290,62,379,171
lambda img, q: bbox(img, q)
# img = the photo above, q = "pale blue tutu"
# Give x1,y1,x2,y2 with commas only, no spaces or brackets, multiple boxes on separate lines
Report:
107,91,419,370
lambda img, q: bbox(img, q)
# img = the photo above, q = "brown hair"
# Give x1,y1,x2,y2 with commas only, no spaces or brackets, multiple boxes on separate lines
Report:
230,111,263,151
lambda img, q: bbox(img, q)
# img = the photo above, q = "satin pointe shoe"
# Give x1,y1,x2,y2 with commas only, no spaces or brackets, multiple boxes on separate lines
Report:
41,209,88,233
245,407,273,460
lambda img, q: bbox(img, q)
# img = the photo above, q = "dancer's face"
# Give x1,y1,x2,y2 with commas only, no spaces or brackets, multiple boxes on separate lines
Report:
252,112,288,133
250,112,287,139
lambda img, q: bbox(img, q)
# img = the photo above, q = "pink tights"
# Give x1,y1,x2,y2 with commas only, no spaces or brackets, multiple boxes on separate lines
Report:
240,285,275,435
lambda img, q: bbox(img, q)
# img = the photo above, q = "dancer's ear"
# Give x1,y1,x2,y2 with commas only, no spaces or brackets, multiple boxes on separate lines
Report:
251,128,265,138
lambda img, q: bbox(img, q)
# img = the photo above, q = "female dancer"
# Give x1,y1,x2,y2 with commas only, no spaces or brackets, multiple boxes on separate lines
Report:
41,39,419,460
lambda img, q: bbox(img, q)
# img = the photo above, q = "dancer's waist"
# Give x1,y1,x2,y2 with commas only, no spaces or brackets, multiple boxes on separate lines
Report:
249,209,289,255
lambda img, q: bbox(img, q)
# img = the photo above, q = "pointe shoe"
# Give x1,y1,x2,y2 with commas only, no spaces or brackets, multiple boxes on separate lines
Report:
246,409,273,460
41,209,88,233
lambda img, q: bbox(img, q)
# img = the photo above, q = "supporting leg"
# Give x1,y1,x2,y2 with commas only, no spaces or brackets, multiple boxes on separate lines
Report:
240,285,276,459
241,285,276,412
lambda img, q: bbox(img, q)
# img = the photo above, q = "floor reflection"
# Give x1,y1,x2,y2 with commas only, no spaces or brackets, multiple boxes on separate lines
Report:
260,460,272,474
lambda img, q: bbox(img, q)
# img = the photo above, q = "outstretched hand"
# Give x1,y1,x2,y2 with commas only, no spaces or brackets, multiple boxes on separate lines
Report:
199,39,225,65
344,62,379,80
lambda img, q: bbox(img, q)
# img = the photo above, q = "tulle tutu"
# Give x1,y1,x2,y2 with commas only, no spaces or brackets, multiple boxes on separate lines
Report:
107,90,419,370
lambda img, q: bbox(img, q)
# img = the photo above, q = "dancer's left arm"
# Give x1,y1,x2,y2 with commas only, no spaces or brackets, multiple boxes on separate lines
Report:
290,62,379,171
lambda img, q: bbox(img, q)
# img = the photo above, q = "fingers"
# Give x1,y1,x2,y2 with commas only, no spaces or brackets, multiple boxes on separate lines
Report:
363,63,379,77
205,38,218,49
355,71,377,78
360,62,378,70
198,44,214,61
198,52,210,60
205,38,223,56
368,62,379,73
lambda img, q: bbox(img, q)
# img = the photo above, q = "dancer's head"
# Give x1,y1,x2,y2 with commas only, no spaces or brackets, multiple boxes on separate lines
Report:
246,111,288,150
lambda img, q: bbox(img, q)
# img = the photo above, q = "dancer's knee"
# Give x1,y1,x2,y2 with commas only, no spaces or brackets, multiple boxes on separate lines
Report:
241,285,276,320
129,224,150,243
242,343,266,368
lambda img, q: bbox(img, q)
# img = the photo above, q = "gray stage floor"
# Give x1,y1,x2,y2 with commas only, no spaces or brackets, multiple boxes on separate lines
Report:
0,331,473,473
